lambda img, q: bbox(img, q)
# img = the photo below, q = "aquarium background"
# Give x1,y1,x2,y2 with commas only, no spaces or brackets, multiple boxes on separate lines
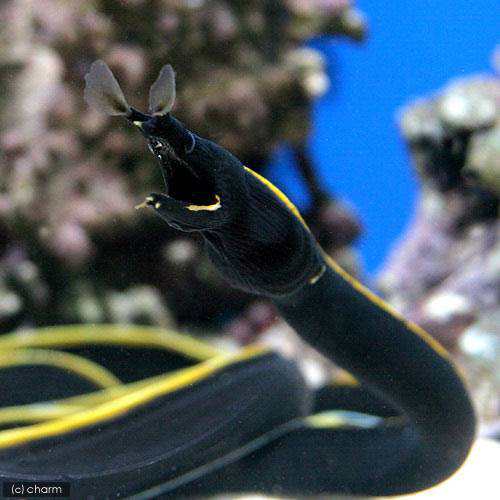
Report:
269,0,499,274
0,0,498,497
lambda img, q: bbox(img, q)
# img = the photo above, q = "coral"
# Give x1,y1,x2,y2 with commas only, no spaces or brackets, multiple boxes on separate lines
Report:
379,71,499,348
377,60,499,430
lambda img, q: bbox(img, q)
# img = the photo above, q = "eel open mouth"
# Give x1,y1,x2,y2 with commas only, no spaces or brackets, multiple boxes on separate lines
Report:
148,138,217,207
83,60,221,214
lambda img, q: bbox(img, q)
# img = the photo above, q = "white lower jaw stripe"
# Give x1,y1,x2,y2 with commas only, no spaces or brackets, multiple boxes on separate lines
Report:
186,195,221,212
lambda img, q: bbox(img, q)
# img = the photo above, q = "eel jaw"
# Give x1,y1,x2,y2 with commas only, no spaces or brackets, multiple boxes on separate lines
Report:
135,192,222,233
135,137,224,230
135,194,222,214
145,135,219,208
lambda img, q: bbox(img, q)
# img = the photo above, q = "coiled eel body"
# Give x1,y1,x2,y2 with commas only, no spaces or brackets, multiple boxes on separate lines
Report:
0,62,475,498
133,108,475,496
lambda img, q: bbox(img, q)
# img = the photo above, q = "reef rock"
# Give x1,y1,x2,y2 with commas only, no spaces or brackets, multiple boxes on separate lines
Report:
378,60,499,430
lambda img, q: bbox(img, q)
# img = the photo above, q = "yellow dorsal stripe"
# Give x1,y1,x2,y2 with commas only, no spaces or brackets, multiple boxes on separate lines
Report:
0,324,224,362
0,348,121,389
244,167,309,229
244,166,450,361
321,250,450,360
0,345,269,449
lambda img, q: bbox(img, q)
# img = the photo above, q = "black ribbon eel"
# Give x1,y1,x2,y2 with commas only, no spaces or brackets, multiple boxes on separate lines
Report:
0,62,475,499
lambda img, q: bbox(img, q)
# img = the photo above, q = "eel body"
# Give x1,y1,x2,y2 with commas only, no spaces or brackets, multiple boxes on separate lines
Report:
87,61,476,496
0,61,476,498
116,60,475,495
170,164,477,497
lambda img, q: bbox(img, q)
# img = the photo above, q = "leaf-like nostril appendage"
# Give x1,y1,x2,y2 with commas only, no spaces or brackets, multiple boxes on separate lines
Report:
84,60,130,116
149,64,176,116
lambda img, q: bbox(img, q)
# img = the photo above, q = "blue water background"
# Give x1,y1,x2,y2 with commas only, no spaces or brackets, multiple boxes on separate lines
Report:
267,0,498,276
